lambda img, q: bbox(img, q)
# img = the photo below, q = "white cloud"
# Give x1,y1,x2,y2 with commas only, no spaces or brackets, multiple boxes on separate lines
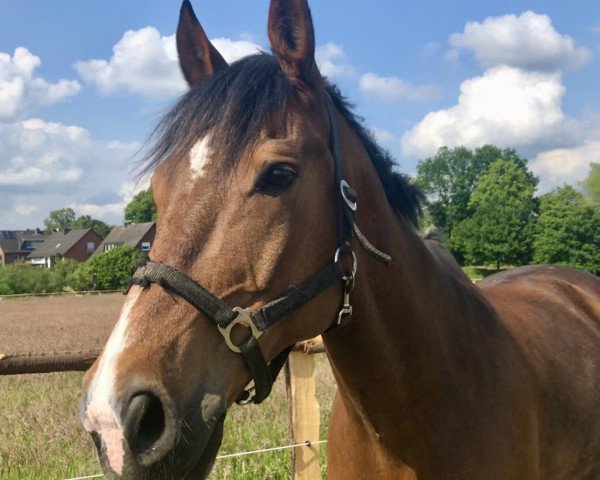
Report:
368,127,395,143
449,11,591,71
75,27,261,98
211,37,262,63
444,49,460,68
67,202,126,219
62,176,151,225
316,43,356,78
422,42,442,56
0,47,81,121
531,140,600,193
401,66,578,159
0,119,91,186
118,177,151,204
0,118,139,227
15,204,38,217
360,72,442,102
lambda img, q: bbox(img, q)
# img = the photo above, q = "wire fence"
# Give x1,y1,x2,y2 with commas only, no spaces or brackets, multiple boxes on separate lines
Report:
62,440,327,480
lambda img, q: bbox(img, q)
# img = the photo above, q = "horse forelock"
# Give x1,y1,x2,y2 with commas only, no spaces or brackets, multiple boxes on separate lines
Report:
138,53,422,226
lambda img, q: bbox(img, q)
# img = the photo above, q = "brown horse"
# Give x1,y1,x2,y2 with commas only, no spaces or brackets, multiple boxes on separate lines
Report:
81,1,600,479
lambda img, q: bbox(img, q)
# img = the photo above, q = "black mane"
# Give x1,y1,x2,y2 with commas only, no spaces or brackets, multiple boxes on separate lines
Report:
141,53,422,226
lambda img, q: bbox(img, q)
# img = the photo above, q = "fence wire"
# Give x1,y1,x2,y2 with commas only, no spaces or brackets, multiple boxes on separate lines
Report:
62,440,327,480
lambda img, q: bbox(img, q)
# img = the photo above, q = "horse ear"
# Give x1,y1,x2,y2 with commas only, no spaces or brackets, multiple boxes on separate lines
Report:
268,0,322,95
177,0,228,87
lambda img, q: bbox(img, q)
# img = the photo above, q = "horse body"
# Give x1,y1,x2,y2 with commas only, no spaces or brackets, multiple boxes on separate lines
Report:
326,223,600,479
80,1,600,479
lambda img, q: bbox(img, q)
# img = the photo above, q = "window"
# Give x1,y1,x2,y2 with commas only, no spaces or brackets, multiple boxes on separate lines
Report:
141,241,151,252
104,243,117,252
22,241,40,250
87,242,95,255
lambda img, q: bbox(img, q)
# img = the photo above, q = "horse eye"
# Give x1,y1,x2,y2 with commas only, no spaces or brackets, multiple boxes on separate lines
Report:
257,164,297,192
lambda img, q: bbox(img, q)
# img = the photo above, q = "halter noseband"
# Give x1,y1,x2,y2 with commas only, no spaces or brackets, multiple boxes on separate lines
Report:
126,93,390,404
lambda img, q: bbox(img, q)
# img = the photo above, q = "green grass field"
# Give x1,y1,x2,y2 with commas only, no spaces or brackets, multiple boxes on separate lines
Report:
0,356,335,480
461,265,515,281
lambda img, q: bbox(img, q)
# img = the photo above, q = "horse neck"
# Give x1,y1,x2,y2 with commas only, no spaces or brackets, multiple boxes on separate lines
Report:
322,125,503,455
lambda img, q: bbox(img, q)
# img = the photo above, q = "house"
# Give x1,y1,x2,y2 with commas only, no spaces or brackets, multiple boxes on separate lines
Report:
93,222,155,257
0,229,49,265
28,228,103,268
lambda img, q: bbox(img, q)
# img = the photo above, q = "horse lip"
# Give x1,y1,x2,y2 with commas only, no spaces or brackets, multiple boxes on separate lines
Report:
182,413,226,479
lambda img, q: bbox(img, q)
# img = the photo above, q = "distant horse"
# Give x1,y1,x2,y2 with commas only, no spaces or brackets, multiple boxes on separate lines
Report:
81,1,600,479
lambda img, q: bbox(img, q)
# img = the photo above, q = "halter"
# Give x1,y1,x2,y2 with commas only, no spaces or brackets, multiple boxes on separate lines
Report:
126,93,390,404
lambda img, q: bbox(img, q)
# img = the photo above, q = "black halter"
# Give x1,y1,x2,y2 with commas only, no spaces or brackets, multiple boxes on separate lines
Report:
126,93,390,404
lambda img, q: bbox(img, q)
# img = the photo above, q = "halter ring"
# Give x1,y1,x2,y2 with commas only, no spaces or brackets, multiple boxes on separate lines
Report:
340,180,357,211
218,307,263,354
334,247,357,278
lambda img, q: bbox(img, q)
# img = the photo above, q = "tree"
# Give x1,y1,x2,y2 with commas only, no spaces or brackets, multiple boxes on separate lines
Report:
44,208,76,231
43,208,111,237
71,215,111,238
581,162,600,209
415,145,529,259
452,158,538,270
70,246,145,290
124,189,156,224
533,185,600,275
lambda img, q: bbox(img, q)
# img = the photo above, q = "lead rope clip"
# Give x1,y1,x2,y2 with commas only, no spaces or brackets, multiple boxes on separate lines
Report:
337,275,354,325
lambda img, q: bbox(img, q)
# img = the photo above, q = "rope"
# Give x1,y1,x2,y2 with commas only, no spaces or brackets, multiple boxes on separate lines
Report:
62,439,327,480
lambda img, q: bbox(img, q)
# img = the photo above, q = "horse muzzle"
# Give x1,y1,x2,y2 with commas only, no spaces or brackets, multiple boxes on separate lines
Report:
81,386,226,480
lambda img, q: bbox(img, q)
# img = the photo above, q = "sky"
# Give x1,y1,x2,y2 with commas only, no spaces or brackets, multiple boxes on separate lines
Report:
1,0,599,229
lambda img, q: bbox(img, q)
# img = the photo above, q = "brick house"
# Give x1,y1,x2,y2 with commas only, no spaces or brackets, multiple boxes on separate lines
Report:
28,228,103,268
93,222,155,257
0,229,49,265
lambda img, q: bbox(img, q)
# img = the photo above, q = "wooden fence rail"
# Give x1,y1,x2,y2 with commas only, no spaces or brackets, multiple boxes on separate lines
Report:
1,339,327,480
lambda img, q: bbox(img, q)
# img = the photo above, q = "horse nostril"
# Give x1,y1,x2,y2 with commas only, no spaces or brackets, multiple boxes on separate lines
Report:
123,392,166,456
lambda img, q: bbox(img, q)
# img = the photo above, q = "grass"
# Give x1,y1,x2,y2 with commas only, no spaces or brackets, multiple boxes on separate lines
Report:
461,265,517,281
0,356,336,480
0,372,100,480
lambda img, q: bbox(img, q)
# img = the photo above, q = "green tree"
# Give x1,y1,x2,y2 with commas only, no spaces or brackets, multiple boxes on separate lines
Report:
44,207,76,231
71,215,111,238
415,145,529,259
453,158,538,270
580,162,600,209
533,185,600,275
124,189,157,224
70,246,144,290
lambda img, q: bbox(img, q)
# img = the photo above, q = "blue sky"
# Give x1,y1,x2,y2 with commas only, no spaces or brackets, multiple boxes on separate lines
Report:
1,0,599,229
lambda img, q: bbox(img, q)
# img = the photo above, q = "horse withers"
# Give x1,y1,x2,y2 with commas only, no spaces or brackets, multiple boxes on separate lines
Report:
81,1,600,479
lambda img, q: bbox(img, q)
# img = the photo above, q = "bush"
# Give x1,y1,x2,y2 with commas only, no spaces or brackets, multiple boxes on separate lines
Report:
0,260,82,295
71,246,145,291
0,264,53,294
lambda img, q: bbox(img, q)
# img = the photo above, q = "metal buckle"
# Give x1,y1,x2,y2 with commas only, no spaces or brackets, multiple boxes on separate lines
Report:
218,307,263,354
340,180,357,211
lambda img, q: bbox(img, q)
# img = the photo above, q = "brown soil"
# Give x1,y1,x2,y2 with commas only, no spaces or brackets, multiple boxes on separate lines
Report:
0,294,123,354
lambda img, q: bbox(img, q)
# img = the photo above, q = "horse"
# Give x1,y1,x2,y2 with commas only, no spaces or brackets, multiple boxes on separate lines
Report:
81,1,600,479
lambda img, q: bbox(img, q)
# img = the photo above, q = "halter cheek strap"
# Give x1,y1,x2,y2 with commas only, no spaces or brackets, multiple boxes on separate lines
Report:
125,92,391,405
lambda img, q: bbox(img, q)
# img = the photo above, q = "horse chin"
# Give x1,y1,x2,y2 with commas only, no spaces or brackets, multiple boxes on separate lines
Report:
182,413,226,480
93,412,226,480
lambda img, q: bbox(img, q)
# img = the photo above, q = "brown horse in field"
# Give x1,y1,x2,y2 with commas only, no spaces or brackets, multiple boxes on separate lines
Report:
81,1,600,478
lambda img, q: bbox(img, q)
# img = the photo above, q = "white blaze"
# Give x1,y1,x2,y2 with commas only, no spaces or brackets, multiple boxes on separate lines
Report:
189,135,213,179
83,289,141,475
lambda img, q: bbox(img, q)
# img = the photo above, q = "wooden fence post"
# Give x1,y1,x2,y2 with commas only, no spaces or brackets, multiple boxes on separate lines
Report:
286,350,322,480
